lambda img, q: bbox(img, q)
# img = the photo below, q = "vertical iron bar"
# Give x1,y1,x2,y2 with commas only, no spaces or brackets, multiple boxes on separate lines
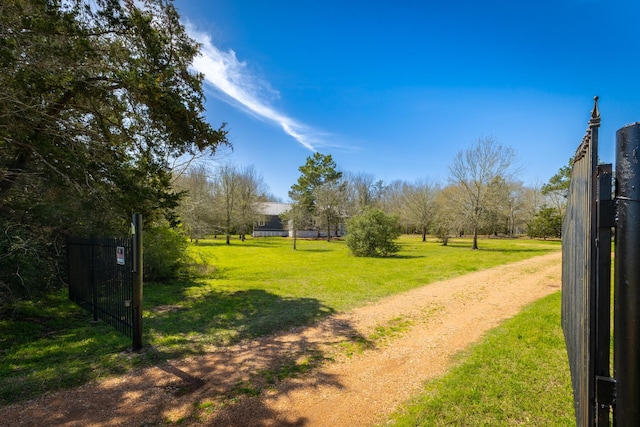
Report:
67,238,72,302
132,214,143,351
588,100,600,427
614,122,640,426
91,236,98,322
596,164,613,426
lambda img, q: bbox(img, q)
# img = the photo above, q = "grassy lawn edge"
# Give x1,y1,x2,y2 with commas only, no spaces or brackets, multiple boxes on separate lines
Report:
382,291,574,426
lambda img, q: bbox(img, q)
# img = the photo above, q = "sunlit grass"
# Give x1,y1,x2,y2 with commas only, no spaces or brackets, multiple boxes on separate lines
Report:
181,235,560,311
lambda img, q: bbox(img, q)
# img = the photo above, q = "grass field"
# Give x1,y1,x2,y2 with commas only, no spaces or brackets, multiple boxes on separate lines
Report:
0,235,562,407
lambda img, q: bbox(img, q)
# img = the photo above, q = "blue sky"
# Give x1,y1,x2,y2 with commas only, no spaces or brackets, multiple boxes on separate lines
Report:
174,0,640,200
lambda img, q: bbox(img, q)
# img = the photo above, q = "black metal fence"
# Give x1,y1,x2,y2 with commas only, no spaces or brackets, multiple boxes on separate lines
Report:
562,98,640,426
67,214,144,350
68,236,134,337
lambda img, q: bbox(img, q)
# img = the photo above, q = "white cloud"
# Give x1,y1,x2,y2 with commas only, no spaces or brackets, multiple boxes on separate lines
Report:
186,24,323,152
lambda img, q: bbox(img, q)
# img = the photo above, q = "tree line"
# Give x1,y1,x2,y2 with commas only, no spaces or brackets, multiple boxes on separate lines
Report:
177,138,569,254
285,139,567,249
174,164,269,244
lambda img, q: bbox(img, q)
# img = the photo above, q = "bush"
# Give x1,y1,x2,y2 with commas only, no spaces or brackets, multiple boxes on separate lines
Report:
345,208,401,257
143,225,191,281
527,207,562,239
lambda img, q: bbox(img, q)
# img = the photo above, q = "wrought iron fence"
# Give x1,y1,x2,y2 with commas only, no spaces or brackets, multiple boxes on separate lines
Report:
67,214,144,350
67,236,134,337
562,98,640,426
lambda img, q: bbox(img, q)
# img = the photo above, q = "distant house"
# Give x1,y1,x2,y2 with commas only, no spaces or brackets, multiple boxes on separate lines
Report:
252,202,346,238
252,202,290,237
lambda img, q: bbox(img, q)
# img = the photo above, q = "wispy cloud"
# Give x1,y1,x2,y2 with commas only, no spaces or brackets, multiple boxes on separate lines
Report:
186,24,323,151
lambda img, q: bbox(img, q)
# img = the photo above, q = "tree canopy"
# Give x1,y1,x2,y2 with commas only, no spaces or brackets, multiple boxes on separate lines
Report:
1,0,228,223
289,153,342,210
541,158,573,214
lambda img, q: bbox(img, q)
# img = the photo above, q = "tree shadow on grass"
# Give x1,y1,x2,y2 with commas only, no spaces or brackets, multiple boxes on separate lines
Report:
145,287,337,359
193,239,287,249
443,240,557,253
0,292,371,427
386,254,425,259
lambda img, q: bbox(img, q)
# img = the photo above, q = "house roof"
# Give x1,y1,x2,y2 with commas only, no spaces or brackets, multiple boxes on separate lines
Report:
260,202,291,216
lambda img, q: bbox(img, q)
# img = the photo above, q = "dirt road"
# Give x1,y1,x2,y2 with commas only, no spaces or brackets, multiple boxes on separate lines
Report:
1,251,562,426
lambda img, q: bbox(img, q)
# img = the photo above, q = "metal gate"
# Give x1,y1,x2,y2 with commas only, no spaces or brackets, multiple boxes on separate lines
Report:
562,96,613,426
562,98,640,426
67,214,144,350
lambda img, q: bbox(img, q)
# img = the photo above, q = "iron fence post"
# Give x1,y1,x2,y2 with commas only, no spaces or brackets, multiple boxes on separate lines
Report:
132,214,143,351
614,122,640,426
595,164,614,426
91,236,98,322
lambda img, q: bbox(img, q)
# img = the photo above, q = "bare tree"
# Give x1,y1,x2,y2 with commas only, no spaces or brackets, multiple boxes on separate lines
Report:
343,172,383,215
503,181,529,236
174,165,215,243
378,180,408,223
402,180,438,242
235,166,268,241
521,183,545,230
448,137,519,249
314,179,346,241
212,164,268,244
281,203,306,250
213,164,241,244
433,184,470,245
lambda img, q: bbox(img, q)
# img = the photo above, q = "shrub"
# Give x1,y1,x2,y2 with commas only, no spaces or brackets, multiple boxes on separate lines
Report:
527,207,562,239
345,208,401,257
143,225,191,281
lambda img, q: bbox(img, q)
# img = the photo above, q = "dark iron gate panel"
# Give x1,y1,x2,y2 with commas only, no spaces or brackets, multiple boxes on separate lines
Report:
68,236,134,338
561,98,603,426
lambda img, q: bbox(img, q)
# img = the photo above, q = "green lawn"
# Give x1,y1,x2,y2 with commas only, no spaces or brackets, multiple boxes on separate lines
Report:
0,235,561,406
383,292,574,426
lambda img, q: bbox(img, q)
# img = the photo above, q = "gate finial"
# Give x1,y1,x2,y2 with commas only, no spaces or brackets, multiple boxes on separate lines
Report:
589,96,601,128
591,96,600,120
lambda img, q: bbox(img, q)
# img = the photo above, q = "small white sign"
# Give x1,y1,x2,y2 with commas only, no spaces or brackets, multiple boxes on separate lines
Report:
116,246,125,265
